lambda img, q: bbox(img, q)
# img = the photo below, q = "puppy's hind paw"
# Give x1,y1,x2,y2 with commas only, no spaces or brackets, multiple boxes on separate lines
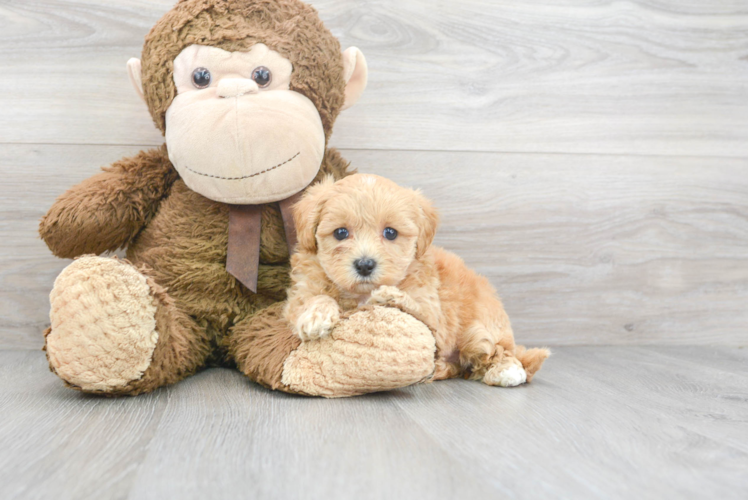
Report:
295,296,341,342
482,364,527,387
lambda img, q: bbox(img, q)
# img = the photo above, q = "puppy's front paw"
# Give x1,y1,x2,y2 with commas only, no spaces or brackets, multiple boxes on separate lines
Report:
367,285,407,308
295,296,341,342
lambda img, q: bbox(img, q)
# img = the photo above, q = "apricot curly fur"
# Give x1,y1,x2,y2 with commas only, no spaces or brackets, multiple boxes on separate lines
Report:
284,174,551,386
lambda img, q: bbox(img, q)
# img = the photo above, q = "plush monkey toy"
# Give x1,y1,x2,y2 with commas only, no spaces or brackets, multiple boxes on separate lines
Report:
39,0,436,397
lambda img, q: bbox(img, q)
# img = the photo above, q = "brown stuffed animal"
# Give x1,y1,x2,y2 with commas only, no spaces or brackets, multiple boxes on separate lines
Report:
39,0,435,398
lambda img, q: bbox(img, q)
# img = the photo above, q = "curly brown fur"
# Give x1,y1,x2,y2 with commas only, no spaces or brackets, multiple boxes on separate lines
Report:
110,268,214,395
40,147,350,383
142,0,346,138
39,0,355,396
285,174,550,386
39,146,178,258
226,302,303,392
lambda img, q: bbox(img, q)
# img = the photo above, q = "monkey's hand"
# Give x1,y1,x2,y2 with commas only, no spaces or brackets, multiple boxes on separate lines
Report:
294,295,341,342
40,146,177,258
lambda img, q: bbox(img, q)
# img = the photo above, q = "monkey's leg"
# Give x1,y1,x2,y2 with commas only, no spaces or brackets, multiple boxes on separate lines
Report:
227,304,437,398
45,256,212,396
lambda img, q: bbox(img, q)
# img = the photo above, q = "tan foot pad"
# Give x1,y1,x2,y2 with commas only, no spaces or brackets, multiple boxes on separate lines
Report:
281,306,436,398
46,256,159,392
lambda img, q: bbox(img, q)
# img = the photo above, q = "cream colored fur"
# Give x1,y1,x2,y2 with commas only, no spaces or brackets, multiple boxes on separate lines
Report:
341,47,367,110
128,42,368,205
293,294,341,341
46,256,159,391
281,306,436,397
285,174,550,387
165,44,325,204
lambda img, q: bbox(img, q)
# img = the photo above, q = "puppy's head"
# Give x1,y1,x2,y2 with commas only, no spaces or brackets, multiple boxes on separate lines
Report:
293,174,438,294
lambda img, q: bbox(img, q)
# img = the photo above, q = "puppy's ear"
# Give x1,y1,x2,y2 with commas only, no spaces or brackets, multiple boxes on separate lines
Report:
415,190,439,259
293,175,336,254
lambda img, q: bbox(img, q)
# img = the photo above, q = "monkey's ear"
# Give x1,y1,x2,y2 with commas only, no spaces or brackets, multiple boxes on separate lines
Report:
341,47,367,111
127,58,145,103
415,190,439,259
293,176,337,254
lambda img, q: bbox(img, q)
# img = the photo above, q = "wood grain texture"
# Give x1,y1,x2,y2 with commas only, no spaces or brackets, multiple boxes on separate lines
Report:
125,369,495,500
0,347,745,500
391,346,748,500
352,149,748,347
0,0,746,156
0,350,168,500
2,144,746,348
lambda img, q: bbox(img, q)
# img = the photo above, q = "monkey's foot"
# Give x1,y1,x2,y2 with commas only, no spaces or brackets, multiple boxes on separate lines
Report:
46,256,159,392
281,306,436,397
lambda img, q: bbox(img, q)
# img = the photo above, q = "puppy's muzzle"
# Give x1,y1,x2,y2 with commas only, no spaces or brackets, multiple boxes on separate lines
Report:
354,258,377,277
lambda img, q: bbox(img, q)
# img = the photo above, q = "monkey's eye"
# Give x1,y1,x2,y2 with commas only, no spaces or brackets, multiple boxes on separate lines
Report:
383,227,398,241
191,67,211,89
251,66,272,88
333,228,349,241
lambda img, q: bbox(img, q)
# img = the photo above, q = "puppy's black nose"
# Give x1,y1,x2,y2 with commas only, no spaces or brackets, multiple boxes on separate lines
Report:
354,258,377,277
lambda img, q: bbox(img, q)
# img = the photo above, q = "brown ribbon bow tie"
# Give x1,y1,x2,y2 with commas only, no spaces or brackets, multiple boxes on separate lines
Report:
226,192,302,293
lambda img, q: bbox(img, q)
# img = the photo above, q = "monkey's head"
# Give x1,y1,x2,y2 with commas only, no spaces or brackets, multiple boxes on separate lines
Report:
126,0,367,204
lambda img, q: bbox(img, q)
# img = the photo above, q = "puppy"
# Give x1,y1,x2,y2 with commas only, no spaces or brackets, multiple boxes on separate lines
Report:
283,174,550,387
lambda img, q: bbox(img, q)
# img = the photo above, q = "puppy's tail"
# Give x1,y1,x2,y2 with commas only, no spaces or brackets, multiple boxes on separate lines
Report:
515,345,551,382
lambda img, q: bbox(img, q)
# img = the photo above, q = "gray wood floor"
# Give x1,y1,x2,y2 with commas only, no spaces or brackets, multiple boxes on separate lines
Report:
0,347,746,500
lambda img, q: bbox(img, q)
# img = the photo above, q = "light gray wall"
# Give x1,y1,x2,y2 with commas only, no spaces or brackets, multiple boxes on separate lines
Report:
1,0,746,348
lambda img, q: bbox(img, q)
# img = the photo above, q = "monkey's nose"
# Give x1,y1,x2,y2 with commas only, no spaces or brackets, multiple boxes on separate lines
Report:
217,78,259,98
354,258,377,277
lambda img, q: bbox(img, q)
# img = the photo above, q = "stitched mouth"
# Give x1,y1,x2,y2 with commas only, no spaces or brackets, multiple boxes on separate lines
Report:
182,151,300,180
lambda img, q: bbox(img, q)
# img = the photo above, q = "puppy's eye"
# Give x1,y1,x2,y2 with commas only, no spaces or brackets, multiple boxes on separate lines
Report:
383,227,398,240
333,228,349,241
252,66,272,88
192,67,211,89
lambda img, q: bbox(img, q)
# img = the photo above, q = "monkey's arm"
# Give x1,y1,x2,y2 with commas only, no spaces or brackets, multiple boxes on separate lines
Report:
39,146,178,258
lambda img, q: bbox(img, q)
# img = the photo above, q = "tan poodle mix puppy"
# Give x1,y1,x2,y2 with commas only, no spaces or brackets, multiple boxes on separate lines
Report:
283,174,550,387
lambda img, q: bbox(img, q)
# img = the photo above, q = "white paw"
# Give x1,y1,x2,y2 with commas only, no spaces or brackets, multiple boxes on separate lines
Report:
483,364,527,387
367,285,406,307
295,297,341,342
